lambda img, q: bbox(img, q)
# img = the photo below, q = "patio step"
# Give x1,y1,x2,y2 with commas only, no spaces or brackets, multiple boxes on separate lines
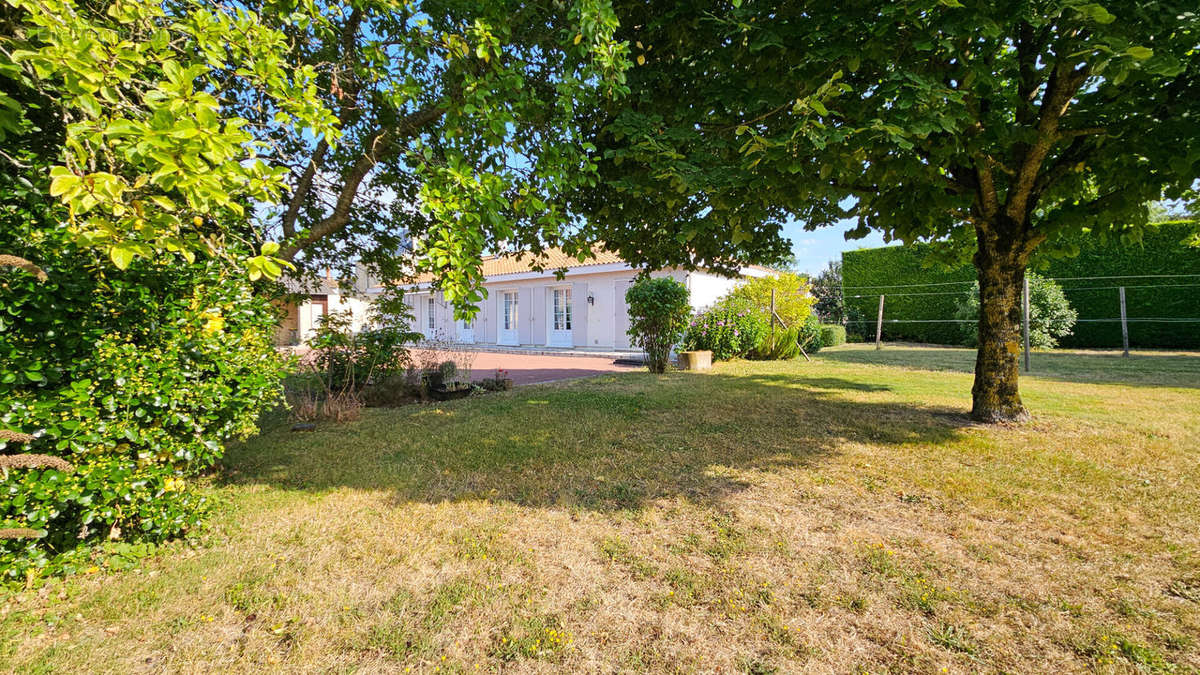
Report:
450,344,647,363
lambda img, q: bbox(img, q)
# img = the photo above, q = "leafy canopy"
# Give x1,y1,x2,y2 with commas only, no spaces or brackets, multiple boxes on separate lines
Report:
233,0,631,311
586,0,1199,253
2,0,339,278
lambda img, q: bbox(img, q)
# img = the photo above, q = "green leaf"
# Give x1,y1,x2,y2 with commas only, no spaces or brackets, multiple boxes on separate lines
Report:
1126,46,1153,60
1078,3,1116,24
109,244,136,270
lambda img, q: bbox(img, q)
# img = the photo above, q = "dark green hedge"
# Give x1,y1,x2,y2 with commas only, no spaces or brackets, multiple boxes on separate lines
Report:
842,222,1200,348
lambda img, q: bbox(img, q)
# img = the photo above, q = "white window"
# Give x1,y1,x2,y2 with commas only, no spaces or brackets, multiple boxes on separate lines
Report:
553,288,572,331
427,297,435,331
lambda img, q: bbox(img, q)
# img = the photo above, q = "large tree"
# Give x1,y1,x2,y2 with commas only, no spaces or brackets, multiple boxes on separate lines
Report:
238,0,636,307
580,0,1200,421
6,0,636,308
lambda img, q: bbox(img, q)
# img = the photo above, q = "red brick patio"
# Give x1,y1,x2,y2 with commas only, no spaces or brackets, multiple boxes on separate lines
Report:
413,349,642,385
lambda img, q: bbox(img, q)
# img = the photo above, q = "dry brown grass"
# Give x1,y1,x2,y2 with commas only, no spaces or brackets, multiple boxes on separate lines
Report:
2,345,1198,673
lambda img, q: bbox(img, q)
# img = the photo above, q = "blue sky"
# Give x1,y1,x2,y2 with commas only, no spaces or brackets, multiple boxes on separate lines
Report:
781,219,889,276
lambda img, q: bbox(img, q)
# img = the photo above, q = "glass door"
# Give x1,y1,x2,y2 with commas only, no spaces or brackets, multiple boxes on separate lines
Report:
499,291,519,345
549,287,573,347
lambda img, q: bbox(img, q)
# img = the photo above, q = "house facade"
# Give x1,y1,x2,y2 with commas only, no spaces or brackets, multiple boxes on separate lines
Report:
389,248,771,350
273,270,373,346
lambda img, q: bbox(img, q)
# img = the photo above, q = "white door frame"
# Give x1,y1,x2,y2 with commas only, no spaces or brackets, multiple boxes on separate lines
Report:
547,285,573,347
498,289,519,346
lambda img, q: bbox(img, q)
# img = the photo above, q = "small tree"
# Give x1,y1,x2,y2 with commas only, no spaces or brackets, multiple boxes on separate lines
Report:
718,272,814,328
625,277,690,373
811,261,845,324
955,273,1078,350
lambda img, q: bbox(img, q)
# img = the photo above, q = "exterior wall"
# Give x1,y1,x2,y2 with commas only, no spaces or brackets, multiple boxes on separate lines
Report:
685,270,746,311
283,291,371,344
274,301,301,346
389,264,772,350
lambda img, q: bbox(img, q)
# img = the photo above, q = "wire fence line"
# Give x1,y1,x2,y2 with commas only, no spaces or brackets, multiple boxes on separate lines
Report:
839,272,1200,364
850,284,1200,299
842,272,1200,291
845,318,1200,324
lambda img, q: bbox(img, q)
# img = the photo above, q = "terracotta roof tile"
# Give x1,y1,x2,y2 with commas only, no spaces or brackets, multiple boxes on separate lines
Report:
412,246,625,283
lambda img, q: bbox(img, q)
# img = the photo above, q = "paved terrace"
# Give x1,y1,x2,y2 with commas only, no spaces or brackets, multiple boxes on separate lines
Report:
411,348,645,385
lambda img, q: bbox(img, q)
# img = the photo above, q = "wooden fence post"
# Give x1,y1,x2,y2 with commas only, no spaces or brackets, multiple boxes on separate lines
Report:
1022,276,1031,372
875,294,885,350
1119,286,1129,357
770,288,776,346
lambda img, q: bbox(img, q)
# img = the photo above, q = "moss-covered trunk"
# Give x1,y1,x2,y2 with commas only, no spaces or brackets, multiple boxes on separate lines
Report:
971,226,1031,423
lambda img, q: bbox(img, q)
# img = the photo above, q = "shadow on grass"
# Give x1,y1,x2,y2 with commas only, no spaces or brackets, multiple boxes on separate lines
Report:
818,344,1200,389
223,371,966,513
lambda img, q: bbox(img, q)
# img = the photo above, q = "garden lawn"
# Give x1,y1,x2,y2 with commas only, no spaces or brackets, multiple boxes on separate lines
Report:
3,344,1199,673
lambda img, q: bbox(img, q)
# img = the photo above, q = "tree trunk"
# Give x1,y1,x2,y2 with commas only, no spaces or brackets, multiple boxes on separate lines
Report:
970,229,1031,423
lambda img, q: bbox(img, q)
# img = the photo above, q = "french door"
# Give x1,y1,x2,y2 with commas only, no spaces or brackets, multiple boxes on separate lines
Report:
549,287,573,347
499,291,519,345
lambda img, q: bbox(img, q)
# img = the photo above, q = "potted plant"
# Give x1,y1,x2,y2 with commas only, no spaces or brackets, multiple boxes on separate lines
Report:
494,368,513,390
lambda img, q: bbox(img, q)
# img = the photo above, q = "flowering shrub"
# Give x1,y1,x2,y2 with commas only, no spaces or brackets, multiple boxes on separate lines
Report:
681,308,768,361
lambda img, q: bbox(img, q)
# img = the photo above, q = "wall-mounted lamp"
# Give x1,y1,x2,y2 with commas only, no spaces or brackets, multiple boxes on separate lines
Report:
587,293,595,306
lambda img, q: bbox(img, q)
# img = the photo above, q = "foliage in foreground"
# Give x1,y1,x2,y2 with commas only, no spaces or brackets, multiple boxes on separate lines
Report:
0,222,285,582
2,0,336,279
625,277,690,373
955,272,1078,349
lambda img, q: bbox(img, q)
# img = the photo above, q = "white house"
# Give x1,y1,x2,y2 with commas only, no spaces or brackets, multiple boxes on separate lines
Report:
273,269,373,346
387,247,773,351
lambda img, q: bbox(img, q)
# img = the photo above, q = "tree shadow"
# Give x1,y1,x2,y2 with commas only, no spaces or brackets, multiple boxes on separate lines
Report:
817,344,1200,389
223,371,969,514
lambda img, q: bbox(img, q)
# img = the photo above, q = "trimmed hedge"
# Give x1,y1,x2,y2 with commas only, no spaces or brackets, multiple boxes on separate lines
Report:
820,324,847,348
842,222,1200,348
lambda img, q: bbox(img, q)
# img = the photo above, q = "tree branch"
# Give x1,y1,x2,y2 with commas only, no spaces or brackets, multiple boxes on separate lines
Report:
281,138,329,240
279,104,446,262
1005,61,1091,222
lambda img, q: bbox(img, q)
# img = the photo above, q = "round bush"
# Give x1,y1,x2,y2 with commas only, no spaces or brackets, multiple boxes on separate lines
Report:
681,308,768,361
798,313,824,354
819,324,847,348
625,277,691,373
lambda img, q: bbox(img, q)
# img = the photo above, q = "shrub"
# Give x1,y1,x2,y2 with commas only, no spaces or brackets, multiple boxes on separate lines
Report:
717,272,815,329
681,308,768,361
749,326,801,360
308,303,419,394
798,314,824,354
812,261,845,323
954,272,1078,349
625,277,691,373
820,324,847,348
1,225,285,581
